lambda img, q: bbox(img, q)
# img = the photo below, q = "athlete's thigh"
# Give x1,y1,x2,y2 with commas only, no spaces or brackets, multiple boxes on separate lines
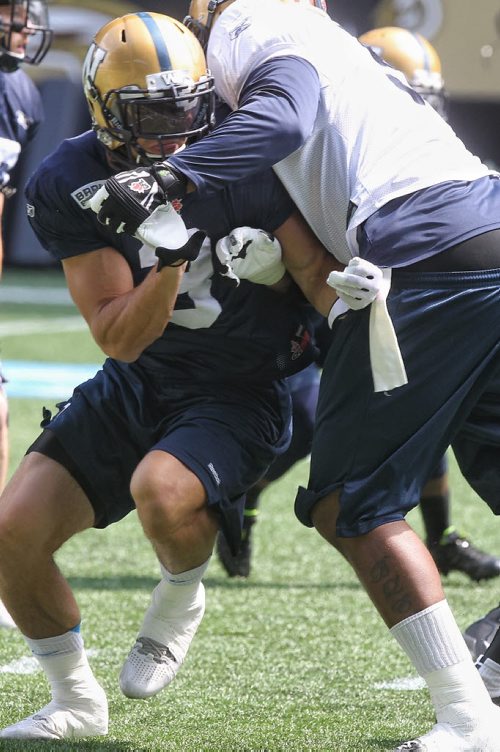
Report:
302,272,500,536
151,382,291,550
0,452,95,549
132,450,207,517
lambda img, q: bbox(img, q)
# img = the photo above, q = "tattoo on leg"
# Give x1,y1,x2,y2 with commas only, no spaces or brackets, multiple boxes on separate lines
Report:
370,556,412,615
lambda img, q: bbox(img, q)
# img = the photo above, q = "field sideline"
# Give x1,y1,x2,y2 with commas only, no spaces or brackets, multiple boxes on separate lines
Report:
1,268,499,751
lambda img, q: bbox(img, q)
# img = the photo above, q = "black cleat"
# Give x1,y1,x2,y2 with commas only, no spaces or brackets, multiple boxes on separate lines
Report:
428,528,500,582
463,605,500,661
216,527,253,578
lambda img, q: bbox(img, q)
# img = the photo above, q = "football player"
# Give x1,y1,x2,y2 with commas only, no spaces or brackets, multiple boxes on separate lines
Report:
90,1,500,749
340,33,500,744
217,25,500,585
354,28,500,581
0,0,52,629
0,12,377,740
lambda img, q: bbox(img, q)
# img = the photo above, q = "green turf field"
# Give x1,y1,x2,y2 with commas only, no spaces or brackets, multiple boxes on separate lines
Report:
1,268,499,751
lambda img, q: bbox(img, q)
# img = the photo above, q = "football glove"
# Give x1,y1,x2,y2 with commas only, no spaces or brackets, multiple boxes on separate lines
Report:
326,257,384,310
155,230,207,270
215,227,286,286
89,163,187,236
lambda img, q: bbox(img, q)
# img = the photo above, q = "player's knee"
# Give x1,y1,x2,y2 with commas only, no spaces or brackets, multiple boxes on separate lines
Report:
130,455,194,535
310,491,343,550
0,504,30,564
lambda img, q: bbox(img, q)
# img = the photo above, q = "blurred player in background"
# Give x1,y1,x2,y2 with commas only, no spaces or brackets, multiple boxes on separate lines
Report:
0,0,52,628
217,26,500,585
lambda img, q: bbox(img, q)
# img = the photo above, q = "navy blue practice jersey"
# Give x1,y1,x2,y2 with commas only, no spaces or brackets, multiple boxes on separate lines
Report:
0,68,42,188
25,131,317,382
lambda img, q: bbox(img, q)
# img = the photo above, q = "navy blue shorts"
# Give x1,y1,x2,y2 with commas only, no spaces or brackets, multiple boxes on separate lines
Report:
28,358,291,549
266,362,321,482
295,268,500,537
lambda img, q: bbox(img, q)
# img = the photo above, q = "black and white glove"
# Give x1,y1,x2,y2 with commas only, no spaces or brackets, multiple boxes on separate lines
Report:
327,257,384,309
138,203,206,270
89,163,187,236
155,230,207,270
215,227,285,285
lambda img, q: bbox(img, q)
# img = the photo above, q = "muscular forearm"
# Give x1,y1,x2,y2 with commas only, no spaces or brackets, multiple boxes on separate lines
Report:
63,248,186,363
88,264,184,362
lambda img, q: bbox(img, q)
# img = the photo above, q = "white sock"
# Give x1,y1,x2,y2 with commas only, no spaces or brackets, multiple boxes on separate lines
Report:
479,658,500,699
139,559,210,645
390,600,492,726
160,558,210,585
24,629,101,703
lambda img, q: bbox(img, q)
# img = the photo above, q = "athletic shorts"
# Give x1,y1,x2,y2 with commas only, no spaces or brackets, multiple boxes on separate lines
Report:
266,362,321,482
27,358,292,550
295,267,500,537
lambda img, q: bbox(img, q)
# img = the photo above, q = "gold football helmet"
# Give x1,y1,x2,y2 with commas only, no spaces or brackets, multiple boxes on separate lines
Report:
0,0,52,72
358,26,447,118
184,0,328,49
82,12,215,166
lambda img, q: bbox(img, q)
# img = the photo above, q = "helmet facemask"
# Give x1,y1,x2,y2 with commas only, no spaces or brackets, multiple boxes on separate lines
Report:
410,70,448,121
184,0,231,50
0,0,52,72
102,70,215,165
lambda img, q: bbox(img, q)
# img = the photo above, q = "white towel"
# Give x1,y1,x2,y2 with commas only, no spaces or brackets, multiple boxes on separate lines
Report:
369,269,407,392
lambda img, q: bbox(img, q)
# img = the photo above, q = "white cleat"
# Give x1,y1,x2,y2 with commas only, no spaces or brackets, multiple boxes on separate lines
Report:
0,685,108,739
120,581,205,699
0,599,16,629
394,706,500,752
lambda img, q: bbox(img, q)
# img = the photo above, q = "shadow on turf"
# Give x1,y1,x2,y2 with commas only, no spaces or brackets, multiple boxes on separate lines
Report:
66,572,483,594
0,742,149,751
67,574,364,592
67,576,159,591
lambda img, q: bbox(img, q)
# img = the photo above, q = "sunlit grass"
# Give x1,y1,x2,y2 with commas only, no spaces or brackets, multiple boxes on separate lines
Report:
1,270,499,750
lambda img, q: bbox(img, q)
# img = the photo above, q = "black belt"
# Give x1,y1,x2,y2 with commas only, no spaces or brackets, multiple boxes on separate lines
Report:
402,229,500,272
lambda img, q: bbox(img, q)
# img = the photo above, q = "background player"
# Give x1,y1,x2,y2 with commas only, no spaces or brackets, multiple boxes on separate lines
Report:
0,0,52,629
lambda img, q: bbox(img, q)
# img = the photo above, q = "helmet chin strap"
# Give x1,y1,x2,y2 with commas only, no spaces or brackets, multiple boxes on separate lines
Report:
206,0,234,26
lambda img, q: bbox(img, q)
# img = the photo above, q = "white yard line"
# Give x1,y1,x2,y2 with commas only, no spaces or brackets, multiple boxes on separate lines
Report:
0,316,87,337
0,285,73,305
374,676,426,691
0,649,100,675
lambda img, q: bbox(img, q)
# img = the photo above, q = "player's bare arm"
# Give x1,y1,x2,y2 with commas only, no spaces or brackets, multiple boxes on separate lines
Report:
62,246,186,362
274,210,342,316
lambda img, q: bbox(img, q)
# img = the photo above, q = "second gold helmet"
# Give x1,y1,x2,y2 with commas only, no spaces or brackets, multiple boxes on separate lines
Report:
359,26,446,118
